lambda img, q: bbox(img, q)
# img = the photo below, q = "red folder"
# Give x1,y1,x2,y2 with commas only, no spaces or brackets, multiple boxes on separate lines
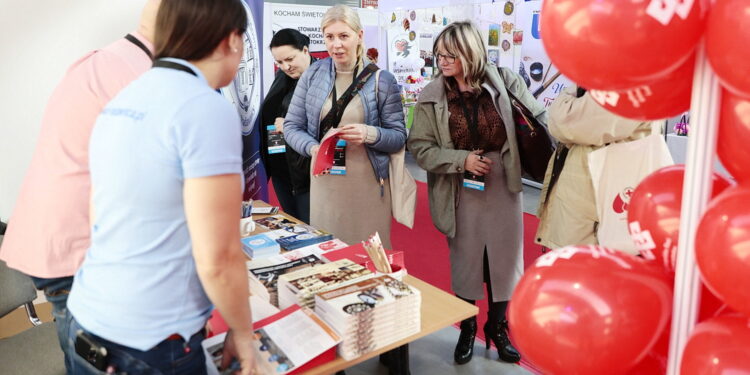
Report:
322,243,405,273
312,130,342,176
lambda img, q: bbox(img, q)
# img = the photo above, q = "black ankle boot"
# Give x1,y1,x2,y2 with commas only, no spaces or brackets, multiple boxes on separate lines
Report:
483,320,521,363
454,317,477,365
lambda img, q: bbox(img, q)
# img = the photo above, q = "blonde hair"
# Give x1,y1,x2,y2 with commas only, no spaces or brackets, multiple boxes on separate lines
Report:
321,5,365,65
433,21,487,92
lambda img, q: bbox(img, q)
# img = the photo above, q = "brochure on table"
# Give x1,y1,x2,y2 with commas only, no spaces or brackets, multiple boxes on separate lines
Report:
203,305,340,375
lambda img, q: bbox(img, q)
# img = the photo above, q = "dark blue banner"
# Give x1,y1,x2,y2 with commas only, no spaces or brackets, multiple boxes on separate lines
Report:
223,0,267,201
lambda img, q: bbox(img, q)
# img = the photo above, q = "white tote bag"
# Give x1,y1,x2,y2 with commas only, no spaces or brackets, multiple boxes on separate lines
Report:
588,123,674,254
374,70,417,228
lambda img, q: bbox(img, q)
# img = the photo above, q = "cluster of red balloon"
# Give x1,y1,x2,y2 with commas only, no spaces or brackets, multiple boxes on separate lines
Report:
540,0,707,120
508,1,750,373
508,246,673,374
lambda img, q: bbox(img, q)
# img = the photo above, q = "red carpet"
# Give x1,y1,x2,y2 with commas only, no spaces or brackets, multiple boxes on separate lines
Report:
267,180,545,373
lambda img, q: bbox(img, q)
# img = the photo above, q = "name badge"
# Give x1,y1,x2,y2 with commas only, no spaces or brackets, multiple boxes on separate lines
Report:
267,125,286,154
330,139,347,175
463,171,485,191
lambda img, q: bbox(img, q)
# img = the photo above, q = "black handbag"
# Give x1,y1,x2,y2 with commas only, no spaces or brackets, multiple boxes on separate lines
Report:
505,89,555,182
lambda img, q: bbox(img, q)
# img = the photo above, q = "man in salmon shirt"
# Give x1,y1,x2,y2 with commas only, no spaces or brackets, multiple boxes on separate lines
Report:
0,0,160,369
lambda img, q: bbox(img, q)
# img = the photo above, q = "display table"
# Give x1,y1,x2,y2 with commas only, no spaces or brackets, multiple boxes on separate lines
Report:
248,201,478,375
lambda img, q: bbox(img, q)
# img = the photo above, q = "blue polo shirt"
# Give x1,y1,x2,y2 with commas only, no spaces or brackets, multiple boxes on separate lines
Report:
67,58,243,351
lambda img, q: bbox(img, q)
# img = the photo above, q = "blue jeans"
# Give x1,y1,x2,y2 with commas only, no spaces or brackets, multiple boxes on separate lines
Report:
66,315,207,374
30,275,75,372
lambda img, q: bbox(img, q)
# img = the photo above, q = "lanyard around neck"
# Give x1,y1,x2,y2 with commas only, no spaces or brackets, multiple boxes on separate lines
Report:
124,34,153,60
331,64,360,117
152,59,197,77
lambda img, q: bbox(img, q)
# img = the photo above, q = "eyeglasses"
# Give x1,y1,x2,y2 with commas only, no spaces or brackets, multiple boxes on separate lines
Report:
436,53,456,64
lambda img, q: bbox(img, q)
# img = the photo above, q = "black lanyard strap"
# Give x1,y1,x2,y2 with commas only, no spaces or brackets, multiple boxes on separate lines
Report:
152,59,197,77
319,63,379,140
457,91,481,149
330,65,359,120
125,34,153,60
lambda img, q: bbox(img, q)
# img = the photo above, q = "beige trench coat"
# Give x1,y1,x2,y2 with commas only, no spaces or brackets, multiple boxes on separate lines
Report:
535,86,652,249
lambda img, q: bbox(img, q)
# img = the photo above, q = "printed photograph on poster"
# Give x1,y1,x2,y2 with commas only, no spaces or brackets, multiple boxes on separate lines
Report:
516,1,574,108
488,24,500,46
488,49,499,66
419,32,434,68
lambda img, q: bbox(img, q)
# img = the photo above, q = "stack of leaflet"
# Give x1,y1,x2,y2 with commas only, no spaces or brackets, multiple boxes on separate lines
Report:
277,259,374,310
241,233,281,259
314,275,421,360
246,241,347,307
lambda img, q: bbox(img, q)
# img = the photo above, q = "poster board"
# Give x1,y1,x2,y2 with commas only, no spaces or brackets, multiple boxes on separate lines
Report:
262,4,383,96
514,0,573,108
222,0,267,200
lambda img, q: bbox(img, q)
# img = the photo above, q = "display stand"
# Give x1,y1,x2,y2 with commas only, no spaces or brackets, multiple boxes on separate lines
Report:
666,43,722,375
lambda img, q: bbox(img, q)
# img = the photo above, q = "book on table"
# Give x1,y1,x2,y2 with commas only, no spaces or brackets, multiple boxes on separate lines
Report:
314,275,422,360
202,305,340,375
277,259,374,310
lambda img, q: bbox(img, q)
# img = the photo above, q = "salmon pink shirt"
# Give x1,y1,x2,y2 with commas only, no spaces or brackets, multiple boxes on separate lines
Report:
0,32,153,278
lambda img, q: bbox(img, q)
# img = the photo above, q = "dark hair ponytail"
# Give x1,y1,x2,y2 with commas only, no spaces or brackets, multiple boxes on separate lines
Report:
154,0,247,61
269,28,310,51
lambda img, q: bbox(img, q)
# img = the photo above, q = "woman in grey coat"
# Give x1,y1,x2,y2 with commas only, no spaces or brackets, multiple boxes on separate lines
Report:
408,22,547,365
283,5,406,247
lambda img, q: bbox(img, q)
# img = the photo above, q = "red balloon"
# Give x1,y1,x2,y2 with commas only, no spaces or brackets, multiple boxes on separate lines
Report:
508,245,672,375
627,164,733,273
541,0,706,90
589,57,694,120
717,89,750,183
627,313,671,375
699,285,734,322
696,186,750,317
681,315,750,374
706,0,750,98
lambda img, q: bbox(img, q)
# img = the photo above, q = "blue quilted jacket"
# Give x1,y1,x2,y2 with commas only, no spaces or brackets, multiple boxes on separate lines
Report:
282,58,406,185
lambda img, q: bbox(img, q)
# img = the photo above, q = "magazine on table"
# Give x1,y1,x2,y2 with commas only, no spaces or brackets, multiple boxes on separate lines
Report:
247,247,328,307
277,259,374,310
202,305,340,375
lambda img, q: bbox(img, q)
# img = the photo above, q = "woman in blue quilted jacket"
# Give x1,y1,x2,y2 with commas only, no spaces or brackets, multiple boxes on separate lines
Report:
283,5,406,248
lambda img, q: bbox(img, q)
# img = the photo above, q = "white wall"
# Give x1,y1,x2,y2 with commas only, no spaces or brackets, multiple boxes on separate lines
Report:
0,0,147,220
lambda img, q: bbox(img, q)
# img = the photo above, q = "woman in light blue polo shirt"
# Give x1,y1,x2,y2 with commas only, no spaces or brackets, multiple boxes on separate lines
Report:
66,0,257,374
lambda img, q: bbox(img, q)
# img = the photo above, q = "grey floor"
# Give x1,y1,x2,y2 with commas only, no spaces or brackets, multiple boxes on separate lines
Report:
346,326,531,375
344,152,539,375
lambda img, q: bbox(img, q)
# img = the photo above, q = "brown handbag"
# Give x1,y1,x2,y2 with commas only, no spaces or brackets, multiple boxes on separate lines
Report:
505,89,555,182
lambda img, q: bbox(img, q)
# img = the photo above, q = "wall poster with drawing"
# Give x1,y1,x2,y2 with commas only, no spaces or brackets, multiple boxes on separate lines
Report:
515,0,573,108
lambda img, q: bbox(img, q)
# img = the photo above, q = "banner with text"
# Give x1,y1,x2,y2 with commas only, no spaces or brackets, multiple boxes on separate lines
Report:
262,3,383,95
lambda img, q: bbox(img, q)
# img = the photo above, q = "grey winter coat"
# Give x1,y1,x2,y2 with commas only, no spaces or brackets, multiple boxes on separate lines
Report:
283,58,406,183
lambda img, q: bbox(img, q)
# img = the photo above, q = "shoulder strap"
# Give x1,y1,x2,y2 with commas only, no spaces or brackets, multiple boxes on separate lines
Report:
125,34,153,60
319,63,380,139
